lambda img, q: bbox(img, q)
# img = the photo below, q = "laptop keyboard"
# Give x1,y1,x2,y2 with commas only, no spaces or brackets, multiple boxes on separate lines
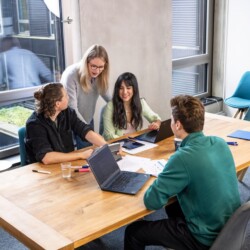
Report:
109,172,131,190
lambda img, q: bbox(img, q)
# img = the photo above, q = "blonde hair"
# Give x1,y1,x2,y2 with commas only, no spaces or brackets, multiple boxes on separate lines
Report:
79,44,109,94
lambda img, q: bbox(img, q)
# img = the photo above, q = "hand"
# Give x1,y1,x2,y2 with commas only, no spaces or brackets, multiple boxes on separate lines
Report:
81,149,94,159
148,120,161,130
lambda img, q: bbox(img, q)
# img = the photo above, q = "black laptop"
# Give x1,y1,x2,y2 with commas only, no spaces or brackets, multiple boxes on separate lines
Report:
133,119,173,143
87,145,150,195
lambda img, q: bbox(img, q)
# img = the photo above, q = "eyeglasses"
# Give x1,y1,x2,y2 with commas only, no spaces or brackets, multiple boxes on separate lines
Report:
89,64,105,71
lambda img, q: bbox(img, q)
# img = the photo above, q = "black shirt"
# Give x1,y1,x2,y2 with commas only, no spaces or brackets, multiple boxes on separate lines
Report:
25,107,92,164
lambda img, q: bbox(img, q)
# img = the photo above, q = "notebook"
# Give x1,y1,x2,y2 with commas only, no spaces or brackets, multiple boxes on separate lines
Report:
133,119,173,143
228,130,250,140
87,144,150,195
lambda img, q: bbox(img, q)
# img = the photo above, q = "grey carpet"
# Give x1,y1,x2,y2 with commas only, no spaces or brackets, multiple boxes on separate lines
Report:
1,168,250,250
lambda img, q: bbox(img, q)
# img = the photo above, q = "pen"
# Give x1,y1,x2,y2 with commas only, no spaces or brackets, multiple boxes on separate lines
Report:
71,165,89,169
227,142,238,146
74,168,90,173
32,169,51,174
82,165,89,169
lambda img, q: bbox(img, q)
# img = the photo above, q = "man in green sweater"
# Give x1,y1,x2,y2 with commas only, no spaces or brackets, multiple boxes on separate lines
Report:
124,95,240,250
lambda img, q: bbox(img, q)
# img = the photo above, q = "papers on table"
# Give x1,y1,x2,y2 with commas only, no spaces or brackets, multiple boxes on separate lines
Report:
117,155,167,177
121,140,158,154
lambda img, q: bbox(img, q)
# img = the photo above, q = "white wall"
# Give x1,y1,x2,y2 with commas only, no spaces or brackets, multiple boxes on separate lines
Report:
224,0,250,116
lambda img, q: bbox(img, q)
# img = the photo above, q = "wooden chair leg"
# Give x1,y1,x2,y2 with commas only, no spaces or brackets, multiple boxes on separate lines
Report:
237,168,249,182
233,109,241,118
239,109,244,119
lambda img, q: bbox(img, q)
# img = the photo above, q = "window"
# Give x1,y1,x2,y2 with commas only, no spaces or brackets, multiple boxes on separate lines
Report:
0,0,64,159
17,0,29,35
172,0,214,97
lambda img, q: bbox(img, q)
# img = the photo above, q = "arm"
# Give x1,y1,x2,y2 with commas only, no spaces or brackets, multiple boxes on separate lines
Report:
61,65,88,123
33,54,53,82
85,130,107,147
42,149,93,165
144,154,189,210
102,102,121,140
101,90,112,102
141,98,161,130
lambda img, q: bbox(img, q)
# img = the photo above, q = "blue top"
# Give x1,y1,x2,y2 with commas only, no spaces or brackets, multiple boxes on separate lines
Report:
144,132,241,246
0,47,52,89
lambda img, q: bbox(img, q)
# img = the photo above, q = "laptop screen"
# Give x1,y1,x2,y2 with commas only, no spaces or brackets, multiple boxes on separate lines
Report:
87,145,120,186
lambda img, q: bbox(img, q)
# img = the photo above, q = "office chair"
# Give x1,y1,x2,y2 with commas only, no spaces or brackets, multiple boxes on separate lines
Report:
18,126,27,166
244,107,250,121
224,71,250,119
99,104,107,135
210,201,250,250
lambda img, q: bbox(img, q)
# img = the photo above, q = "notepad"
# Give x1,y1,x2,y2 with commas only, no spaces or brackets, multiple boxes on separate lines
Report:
227,130,250,140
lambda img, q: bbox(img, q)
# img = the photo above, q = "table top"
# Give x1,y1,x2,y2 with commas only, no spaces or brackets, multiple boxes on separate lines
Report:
0,113,250,249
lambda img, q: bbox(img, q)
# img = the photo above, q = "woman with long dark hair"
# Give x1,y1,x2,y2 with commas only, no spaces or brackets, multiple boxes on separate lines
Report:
103,72,161,140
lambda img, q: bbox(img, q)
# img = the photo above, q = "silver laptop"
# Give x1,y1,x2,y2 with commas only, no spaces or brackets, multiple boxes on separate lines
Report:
133,119,173,143
87,145,150,195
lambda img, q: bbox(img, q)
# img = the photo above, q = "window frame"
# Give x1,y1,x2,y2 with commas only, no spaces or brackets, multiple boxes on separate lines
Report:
172,0,214,98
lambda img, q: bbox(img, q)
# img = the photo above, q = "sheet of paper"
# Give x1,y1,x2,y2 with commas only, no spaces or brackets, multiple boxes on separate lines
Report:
117,155,151,172
121,140,158,154
117,155,167,177
142,159,167,177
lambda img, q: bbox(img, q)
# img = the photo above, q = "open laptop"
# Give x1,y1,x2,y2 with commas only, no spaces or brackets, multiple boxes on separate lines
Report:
133,119,173,143
87,144,150,195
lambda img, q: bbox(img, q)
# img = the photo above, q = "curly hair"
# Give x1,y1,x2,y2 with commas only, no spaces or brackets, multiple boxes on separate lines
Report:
170,95,205,133
34,83,64,118
112,72,142,130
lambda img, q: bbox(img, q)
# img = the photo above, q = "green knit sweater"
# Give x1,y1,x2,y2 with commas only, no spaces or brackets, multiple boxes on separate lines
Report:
144,132,241,246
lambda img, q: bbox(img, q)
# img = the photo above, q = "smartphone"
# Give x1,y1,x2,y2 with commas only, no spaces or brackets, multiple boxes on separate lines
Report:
121,139,144,150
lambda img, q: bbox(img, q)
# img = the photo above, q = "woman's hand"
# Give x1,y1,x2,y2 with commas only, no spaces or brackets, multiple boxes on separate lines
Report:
148,120,161,130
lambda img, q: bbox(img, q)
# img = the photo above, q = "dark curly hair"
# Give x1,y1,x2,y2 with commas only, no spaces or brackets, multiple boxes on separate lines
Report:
112,72,142,130
34,83,64,118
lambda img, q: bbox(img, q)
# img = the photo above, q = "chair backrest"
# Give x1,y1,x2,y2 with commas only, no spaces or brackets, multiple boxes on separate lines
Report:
18,126,27,166
210,201,250,250
99,105,107,135
233,71,250,99
244,108,250,121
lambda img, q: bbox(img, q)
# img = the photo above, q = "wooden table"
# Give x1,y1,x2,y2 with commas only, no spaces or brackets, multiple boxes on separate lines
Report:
0,113,250,249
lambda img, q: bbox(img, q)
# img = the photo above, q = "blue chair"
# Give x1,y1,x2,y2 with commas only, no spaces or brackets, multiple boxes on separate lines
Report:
224,71,250,119
244,108,250,121
18,126,27,166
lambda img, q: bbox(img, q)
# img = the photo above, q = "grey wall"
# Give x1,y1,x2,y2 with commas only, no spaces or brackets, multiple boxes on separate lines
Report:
75,0,172,130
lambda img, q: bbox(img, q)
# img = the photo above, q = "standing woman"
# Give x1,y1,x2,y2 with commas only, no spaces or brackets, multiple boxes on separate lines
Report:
61,44,111,149
103,72,161,140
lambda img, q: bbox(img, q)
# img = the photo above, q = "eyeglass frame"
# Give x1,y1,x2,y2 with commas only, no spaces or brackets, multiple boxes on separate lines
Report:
89,63,105,71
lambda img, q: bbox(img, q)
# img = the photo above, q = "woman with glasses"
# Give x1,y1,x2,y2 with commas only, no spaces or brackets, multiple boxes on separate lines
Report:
102,72,161,140
61,44,111,149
